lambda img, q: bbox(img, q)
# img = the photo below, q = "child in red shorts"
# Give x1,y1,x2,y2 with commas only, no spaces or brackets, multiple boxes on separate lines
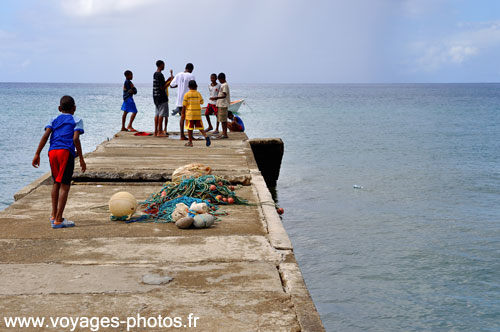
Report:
32,95,86,228
205,73,220,133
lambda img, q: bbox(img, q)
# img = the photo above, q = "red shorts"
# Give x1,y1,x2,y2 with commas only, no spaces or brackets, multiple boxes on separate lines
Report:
49,149,74,185
185,120,204,131
205,103,218,116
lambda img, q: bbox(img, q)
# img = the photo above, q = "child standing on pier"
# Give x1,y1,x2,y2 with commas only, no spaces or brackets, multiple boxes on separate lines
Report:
153,60,173,137
32,95,86,228
121,70,138,132
182,80,211,147
205,73,220,133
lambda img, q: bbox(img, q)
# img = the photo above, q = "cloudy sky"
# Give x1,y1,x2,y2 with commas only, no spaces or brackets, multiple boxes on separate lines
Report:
1,0,499,83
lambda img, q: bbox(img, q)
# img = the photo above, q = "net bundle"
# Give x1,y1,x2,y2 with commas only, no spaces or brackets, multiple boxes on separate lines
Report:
134,175,247,223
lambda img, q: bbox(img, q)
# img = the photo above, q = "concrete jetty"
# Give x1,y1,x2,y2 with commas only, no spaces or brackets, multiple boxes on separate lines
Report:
0,132,324,331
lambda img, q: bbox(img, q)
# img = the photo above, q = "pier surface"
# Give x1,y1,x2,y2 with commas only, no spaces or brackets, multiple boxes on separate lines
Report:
0,132,324,331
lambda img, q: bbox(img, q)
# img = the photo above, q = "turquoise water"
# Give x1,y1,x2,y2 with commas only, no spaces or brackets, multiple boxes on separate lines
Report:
1,83,499,331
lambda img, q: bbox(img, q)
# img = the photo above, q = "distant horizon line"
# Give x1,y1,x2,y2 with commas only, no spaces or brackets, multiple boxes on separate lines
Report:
1,81,500,85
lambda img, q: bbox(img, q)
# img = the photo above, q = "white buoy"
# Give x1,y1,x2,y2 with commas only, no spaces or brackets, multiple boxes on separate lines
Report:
109,191,137,219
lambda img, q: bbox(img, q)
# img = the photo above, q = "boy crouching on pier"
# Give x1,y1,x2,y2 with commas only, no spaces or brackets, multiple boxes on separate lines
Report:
32,95,86,228
182,80,211,147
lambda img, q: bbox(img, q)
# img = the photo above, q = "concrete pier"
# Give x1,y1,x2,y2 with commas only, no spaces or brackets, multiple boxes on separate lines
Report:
0,132,324,331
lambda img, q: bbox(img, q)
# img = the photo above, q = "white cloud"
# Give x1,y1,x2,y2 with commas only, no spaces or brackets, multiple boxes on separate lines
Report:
410,21,500,72
60,0,161,16
402,0,448,18
448,45,477,63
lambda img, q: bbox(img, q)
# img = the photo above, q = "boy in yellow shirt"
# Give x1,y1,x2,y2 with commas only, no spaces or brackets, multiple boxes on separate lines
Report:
182,80,211,147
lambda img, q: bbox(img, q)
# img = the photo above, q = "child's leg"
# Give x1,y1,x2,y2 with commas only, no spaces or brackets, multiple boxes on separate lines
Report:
54,183,71,224
158,116,164,134
185,130,193,146
121,112,128,131
51,182,60,220
206,114,213,131
163,117,169,135
216,107,228,136
221,121,228,137
154,115,159,136
180,110,187,140
127,112,136,130
200,128,211,147
214,107,220,132
158,116,167,136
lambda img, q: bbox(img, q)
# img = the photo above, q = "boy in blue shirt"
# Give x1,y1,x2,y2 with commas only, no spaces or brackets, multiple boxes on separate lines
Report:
32,95,86,228
121,70,138,132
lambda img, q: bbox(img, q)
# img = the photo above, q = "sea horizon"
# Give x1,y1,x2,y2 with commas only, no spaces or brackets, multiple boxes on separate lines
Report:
2,81,500,85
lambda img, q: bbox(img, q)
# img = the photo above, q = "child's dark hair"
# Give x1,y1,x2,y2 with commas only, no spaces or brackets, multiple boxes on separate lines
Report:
124,70,132,77
156,60,164,67
188,80,197,89
218,72,226,80
210,73,217,78
185,63,194,71
60,95,75,111
228,111,234,118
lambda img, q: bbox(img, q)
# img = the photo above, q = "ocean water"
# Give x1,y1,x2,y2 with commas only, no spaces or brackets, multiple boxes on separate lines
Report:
0,83,499,331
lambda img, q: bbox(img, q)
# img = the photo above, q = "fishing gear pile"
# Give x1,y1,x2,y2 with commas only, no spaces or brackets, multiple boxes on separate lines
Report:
154,175,247,204
127,175,248,223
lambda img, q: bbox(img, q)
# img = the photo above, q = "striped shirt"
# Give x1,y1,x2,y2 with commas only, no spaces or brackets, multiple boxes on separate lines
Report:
182,90,204,120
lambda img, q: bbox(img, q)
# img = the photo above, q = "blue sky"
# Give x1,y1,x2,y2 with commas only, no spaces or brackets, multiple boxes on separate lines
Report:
0,0,499,83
